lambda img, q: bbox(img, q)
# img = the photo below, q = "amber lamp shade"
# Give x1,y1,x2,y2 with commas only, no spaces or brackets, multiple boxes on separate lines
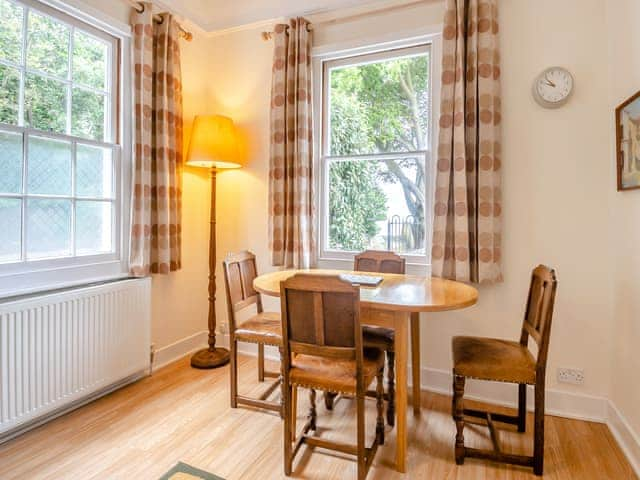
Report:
187,114,242,369
186,115,243,169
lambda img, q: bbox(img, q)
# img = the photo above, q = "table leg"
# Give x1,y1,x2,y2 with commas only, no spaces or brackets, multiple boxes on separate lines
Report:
394,311,408,473
410,312,421,415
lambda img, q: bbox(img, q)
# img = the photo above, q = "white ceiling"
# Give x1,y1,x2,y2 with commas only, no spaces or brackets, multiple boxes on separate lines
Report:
158,0,389,34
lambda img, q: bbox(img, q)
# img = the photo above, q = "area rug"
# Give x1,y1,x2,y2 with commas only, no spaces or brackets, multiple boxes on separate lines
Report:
158,462,224,480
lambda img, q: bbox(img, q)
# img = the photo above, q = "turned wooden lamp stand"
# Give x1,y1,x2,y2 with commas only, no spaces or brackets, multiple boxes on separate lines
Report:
186,115,243,369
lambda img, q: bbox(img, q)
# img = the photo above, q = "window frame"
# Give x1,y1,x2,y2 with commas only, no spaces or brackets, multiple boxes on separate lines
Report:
0,0,132,298
313,35,441,268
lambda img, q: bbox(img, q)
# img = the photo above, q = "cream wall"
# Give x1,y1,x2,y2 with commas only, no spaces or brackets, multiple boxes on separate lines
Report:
181,0,618,403
606,0,640,437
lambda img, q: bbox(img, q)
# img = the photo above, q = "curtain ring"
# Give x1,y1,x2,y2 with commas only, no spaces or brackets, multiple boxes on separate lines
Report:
134,2,144,14
156,14,165,25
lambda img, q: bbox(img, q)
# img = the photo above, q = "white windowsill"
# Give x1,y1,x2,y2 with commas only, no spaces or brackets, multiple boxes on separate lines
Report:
317,256,432,277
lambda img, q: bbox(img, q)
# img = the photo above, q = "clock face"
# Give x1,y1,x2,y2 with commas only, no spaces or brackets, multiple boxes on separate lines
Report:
533,67,574,108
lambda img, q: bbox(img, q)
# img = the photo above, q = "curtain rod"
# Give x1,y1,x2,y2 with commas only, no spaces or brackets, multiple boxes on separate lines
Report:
261,0,427,40
125,0,193,41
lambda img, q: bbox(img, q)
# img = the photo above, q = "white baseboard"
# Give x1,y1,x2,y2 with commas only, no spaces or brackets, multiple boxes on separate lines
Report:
166,332,640,476
218,333,609,422
419,366,609,423
153,330,209,371
607,402,640,478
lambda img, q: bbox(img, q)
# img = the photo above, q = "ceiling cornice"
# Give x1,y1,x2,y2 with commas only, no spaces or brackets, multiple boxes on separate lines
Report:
154,0,439,38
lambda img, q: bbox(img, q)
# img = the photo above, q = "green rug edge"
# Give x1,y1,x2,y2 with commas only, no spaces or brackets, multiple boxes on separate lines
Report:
158,461,224,480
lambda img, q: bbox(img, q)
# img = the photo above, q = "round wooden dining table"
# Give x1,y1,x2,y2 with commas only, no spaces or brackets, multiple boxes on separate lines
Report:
253,269,478,473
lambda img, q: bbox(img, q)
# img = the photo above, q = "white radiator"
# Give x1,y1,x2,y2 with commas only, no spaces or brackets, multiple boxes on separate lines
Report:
0,277,151,438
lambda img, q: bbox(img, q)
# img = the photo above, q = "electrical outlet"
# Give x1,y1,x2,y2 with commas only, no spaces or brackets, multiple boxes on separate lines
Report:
557,368,584,385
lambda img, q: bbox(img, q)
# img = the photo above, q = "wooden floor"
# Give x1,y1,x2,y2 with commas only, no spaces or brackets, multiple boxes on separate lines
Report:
0,354,635,480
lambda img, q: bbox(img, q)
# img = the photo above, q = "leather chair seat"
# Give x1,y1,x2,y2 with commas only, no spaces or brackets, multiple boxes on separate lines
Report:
290,347,385,395
452,336,536,385
363,326,394,351
234,312,282,346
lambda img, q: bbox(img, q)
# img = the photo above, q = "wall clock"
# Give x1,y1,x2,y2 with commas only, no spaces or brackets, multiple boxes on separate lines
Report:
532,66,574,109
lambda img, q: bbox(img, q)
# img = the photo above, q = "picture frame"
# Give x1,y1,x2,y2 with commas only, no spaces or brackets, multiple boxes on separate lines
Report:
616,90,640,191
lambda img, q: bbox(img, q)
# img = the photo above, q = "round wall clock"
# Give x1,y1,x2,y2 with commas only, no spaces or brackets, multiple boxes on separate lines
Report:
532,66,574,109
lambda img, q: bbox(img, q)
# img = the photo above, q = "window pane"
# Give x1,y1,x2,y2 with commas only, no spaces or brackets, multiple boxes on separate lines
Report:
0,63,20,125
27,10,69,78
76,201,111,255
71,88,105,140
27,136,71,195
0,130,22,193
73,30,107,90
328,157,426,254
76,144,112,197
26,198,71,259
0,198,21,263
0,0,23,63
25,73,67,133
328,53,430,155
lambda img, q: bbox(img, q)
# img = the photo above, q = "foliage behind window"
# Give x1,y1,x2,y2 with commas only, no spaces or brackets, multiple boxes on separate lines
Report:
324,49,430,255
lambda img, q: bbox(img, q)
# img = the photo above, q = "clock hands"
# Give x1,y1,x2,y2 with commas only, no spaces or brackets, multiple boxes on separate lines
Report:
544,74,556,88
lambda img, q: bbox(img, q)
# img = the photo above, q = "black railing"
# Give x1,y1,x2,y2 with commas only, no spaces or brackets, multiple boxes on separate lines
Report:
386,215,423,253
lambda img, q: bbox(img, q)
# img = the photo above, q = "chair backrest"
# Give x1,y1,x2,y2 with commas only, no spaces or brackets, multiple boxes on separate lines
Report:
280,274,363,381
222,251,262,332
354,250,406,274
520,265,558,374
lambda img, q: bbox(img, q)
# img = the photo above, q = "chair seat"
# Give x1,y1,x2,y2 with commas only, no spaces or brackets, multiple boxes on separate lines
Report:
290,348,385,395
452,336,536,385
363,326,394,351
234,312,282,346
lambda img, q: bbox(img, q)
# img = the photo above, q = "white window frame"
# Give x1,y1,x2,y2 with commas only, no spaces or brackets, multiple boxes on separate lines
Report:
312,30,442,269
0,0,132,297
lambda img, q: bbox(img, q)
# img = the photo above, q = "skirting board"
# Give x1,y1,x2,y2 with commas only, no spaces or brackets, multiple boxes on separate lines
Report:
607,402,640,478
153,330,210,371
161,332,640,477
220,335,610,422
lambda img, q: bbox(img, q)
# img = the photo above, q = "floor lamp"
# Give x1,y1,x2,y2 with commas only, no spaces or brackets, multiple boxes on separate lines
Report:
186,115,243,369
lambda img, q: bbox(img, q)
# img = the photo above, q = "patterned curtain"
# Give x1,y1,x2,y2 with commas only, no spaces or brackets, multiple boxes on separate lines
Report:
268,18,315,269
129,4,183,276
431,0,502,283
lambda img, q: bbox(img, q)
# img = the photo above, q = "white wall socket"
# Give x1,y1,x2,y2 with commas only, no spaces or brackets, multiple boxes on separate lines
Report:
557,368,584,385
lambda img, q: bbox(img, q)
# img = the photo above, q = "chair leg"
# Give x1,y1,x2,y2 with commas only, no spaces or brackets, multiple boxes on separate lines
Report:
386,350,395,427
258,343,265,382
356,392,366,480
323,391,337,410
518,383,527,433
283,383,293,476
230,339,238,408
291,386,297,441
376,370,385,446
308,389,317,431
453,374,466,465
533,383,545,476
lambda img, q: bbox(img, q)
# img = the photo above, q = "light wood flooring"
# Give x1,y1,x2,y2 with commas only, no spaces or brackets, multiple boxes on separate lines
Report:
0,354,636,479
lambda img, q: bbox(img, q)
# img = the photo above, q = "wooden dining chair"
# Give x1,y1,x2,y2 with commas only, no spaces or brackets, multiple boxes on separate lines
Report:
325,249,416,426
280,274,386,480
222,251,282,415
451,265,558,476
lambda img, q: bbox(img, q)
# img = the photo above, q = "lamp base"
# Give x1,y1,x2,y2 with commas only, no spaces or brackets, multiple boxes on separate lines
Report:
190,347,230,369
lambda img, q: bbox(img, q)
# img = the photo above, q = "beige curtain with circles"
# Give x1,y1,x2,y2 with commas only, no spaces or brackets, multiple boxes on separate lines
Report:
431,0,503,284
129,4,183,276
268,18,315,268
